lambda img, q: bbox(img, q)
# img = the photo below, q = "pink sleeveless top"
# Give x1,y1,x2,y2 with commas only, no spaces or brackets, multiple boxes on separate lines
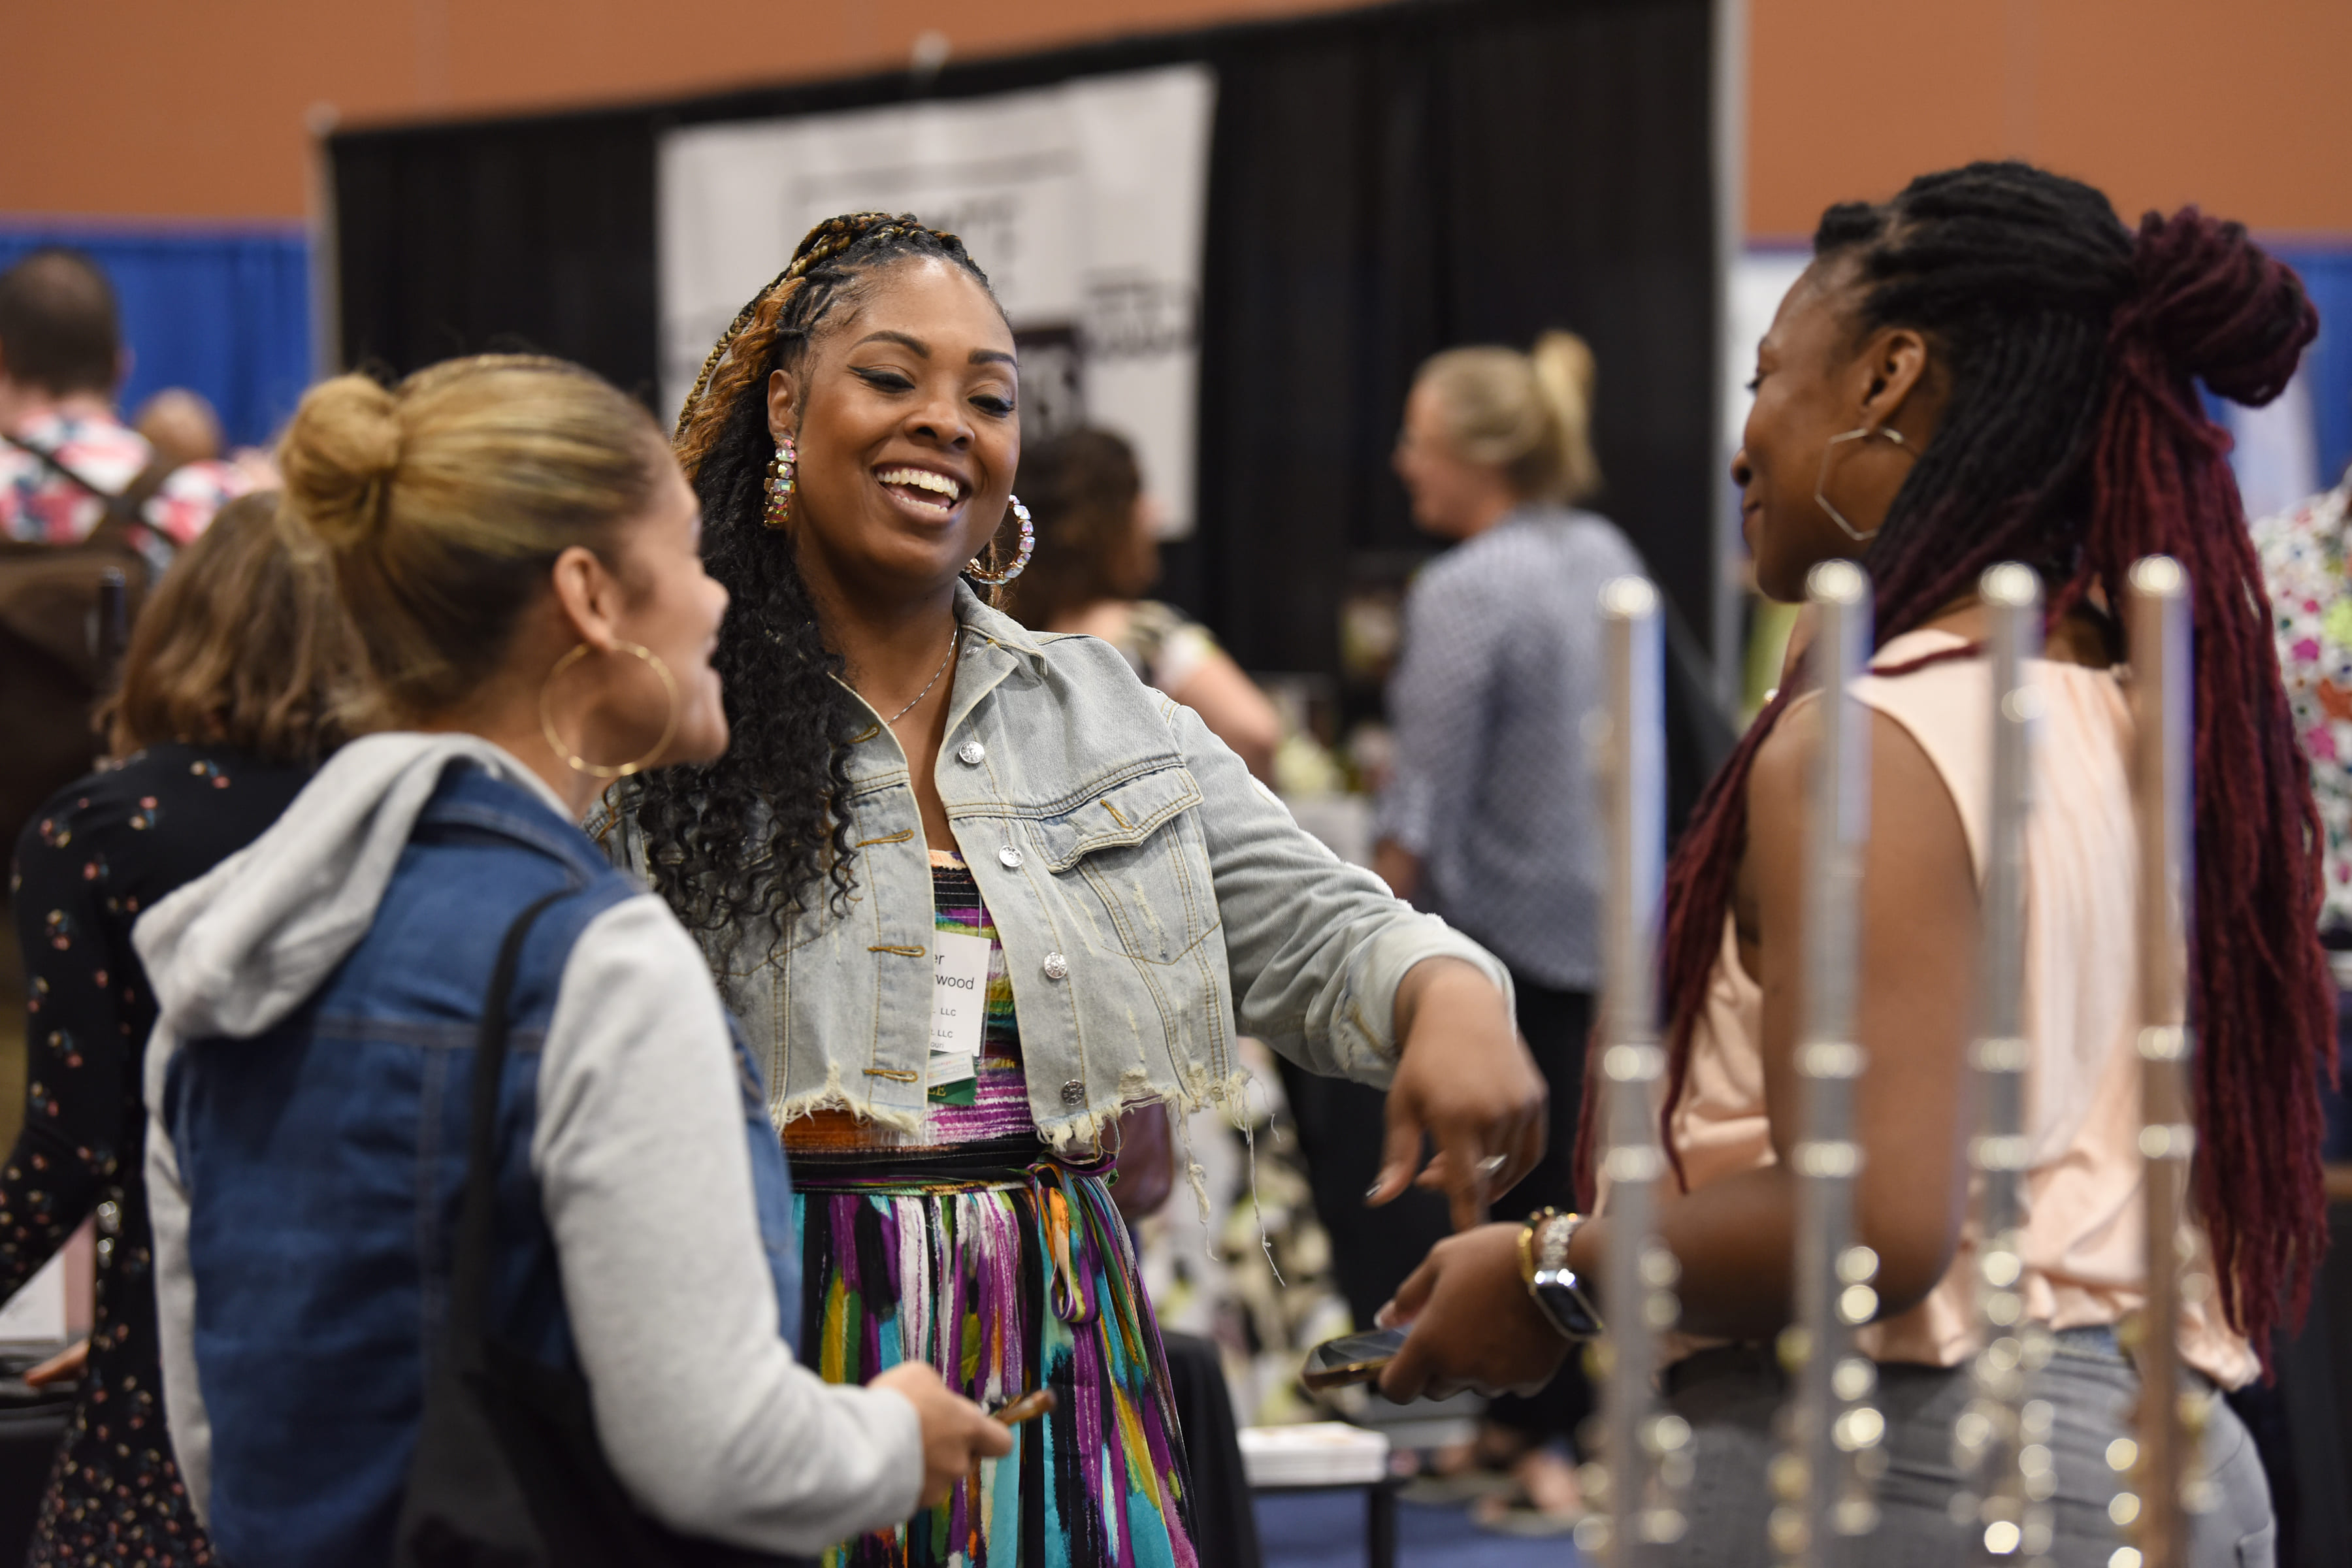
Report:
1661,628,2255,1387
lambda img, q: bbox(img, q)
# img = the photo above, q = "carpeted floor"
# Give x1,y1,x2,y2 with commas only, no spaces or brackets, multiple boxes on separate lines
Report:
1255,1488,1581,1568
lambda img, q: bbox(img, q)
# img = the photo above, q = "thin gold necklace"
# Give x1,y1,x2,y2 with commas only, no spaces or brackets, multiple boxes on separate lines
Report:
882,625,960,725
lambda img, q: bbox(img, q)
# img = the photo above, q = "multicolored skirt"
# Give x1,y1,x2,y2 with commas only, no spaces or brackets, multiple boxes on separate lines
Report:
792,1143,1200,1568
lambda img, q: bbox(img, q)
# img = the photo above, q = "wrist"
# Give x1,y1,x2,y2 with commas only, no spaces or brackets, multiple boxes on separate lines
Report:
1392,955,1501,1043
1520,1209,1603,1342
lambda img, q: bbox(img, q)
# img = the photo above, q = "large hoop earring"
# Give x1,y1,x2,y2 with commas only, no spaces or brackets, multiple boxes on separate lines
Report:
538,642,680,779
763,435,797,530
964,495,1035,585
1814,425,1913,544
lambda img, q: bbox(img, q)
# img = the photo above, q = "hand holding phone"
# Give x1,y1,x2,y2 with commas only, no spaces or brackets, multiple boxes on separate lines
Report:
992,1388,1058,1426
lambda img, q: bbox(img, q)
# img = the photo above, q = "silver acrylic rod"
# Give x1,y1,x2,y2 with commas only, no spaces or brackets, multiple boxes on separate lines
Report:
1588,576,1686,1567
1774,560,1882,1568
2121,555,2207,1568
1953,564,2055,1564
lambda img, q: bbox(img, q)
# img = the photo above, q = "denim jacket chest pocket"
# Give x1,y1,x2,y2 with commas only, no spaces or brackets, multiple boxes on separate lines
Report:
1029,762,1217,966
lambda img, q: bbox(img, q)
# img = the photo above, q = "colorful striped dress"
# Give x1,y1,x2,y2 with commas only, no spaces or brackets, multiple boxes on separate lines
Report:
785,851,1200,1568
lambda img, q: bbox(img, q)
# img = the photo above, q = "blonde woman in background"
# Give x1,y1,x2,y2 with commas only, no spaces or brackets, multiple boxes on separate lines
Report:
1374,331,1640,1534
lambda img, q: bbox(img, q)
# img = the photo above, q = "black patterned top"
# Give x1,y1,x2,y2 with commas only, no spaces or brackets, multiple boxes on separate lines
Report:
7,743,312,1566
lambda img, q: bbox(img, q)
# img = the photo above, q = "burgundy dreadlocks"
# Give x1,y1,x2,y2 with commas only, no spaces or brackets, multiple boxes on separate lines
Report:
1625,163,2326,1362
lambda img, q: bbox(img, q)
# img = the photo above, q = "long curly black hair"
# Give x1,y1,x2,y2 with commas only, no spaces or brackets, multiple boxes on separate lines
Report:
627,212,1009,954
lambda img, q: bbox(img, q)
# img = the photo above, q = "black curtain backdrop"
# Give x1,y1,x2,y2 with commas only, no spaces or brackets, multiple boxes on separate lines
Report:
333,0,1718,676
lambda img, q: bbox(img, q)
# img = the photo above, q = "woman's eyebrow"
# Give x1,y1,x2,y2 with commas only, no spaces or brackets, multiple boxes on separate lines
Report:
970,348,1017,368
853,330,929,356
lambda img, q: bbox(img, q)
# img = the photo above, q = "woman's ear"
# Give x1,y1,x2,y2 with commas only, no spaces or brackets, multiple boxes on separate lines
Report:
1857,326,1933,429
547,544,626,653
766,368,801,439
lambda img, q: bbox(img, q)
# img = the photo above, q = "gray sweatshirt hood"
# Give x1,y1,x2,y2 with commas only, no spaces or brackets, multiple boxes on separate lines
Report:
134,732,576,1043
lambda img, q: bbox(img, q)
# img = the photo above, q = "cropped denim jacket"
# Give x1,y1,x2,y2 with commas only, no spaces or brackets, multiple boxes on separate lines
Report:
608,585,1510,1152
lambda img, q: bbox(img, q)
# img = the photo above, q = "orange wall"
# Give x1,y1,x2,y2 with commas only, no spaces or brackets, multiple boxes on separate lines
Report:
1748,0,2352,238
8,0,2351,236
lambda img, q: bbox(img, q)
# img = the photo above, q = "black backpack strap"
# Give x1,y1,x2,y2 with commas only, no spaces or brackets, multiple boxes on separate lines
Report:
1,429,186,554
448,887,577,1353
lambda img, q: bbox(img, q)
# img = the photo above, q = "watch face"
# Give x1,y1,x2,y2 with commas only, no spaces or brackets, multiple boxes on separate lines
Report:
1535,1271,1603,1339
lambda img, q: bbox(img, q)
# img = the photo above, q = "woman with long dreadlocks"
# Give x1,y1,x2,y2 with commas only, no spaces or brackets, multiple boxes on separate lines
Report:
1375,162,2327,1563
606,212,1544,1567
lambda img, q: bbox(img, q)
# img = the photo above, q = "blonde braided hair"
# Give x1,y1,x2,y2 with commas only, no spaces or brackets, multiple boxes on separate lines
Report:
671,212,955,481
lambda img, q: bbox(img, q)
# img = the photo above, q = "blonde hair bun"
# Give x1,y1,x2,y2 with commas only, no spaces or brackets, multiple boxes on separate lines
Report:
1416,331,1603,506
278,373,404,552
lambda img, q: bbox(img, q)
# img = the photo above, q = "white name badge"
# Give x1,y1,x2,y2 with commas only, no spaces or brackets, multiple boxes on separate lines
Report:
930,930,993,1059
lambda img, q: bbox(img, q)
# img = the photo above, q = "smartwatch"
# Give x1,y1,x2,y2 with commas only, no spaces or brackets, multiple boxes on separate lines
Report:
1522,1210,1604,1342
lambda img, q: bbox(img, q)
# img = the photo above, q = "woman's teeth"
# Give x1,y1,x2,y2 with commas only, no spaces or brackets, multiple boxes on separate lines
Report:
877,467,962,510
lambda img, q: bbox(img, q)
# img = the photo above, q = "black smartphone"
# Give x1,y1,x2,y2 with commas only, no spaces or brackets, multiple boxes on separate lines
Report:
1299,1327,1409,1392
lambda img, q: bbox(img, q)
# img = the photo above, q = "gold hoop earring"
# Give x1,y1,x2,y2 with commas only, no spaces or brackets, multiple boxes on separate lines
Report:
538,641,680,779
964,495,1035,585
1814,425,1914,544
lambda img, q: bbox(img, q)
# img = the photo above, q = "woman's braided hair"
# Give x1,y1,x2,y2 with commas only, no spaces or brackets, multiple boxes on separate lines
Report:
1596,162,2327,1362
629,212,1002,955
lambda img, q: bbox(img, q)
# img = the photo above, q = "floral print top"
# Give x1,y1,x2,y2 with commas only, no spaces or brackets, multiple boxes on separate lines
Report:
7,743,311,1565
2254,476,2352,934
1,410,251,573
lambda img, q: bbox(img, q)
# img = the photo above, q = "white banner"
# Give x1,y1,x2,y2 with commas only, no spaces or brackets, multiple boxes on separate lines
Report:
658,65,1215,536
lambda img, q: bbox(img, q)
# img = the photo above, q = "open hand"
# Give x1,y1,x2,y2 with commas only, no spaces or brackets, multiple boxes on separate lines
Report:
1373,959,1546,1230
1377,1222,1569,1403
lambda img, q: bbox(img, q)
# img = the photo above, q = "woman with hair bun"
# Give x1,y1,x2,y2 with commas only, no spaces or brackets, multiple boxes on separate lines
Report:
615,212,1545,1566
1379,163,2323,1563
136,355,1003,1566
1371,329,1636,1532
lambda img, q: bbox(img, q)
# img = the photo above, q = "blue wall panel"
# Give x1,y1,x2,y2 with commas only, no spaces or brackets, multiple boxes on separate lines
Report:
0,223,311,450
2279,245,2352,491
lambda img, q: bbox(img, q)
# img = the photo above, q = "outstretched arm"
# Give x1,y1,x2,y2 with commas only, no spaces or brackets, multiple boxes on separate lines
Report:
1171,701,1544,1226
1381,703,1980,1396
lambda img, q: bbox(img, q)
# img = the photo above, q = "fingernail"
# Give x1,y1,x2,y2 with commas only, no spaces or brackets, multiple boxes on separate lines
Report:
1365,1181,1384,1200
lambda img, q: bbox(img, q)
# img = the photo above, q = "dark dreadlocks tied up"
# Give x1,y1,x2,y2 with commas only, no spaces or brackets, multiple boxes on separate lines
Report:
625,212,1001,960
1624,162,2328,1367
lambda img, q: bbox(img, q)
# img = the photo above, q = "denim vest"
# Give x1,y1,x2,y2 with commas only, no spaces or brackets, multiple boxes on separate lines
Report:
604,585,1511,1149
159,764,801,1565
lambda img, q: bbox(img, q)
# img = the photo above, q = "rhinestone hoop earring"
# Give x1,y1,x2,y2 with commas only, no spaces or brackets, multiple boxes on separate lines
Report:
763,436,797,530
1814,424,1913,544
965,495,1035,585
538,641,680,780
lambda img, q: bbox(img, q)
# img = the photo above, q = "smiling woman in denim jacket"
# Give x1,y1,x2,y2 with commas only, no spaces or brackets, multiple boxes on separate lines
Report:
612,212,1545,1568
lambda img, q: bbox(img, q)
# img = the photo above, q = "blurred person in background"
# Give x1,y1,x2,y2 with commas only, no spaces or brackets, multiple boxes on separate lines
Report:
1003,427,1282,780
2249,459,2352,1562
131,389,223,468
620,212,1543,1567
1370,330,1638,1533
1380,163,2317,1566
139,357,1002,1565
0,250,252,569
6,491,362,1565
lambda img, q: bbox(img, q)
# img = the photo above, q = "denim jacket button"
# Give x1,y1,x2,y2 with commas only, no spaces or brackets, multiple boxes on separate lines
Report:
956,740,986,766
1060,1078,1085,1107
999,845,1024,870
1041,951,1070,981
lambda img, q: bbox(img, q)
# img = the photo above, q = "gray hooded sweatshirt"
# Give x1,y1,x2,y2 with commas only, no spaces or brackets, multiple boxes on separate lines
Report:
137,732,922,1553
